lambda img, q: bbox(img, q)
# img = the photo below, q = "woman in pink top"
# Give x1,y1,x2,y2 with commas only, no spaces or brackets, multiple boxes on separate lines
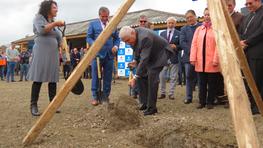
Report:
190,8,221,109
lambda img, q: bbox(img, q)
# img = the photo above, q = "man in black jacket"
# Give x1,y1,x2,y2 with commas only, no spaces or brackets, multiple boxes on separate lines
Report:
239,0,263,114
119,26,173,115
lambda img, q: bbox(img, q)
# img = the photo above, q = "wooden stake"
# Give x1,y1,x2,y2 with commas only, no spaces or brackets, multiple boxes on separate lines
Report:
22,0,135,145
207,0,261,147
61,36,71,62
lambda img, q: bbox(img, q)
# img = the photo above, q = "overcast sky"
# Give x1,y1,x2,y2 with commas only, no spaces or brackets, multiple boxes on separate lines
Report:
0,0,246,45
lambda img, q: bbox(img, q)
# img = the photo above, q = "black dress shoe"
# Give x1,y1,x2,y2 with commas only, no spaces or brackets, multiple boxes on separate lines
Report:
143,108,157,116
139,104,147,110
184,99,192,104
158,94,166,99
196,104,205,109
206,104,214,109
251,107,260,115
31,104,41,116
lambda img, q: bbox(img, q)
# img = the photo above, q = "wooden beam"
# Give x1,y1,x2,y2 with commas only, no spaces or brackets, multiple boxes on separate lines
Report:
207,0,261,147
22,0,135,145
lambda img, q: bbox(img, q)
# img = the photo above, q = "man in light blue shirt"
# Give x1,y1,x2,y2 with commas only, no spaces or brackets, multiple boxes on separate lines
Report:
6,44,20,82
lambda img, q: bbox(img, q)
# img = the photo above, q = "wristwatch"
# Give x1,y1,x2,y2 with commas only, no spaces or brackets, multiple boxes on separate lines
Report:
133,74,140,80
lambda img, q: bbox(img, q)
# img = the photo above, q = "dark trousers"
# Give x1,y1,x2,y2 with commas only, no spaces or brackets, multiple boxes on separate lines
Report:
198,72,220,105
84,65,92,79
0,66,5,80
184,63,198,100
63,64,71,79
138,67,163,109
247,59,263,110
137,76,148,105
178,62,186,85
216,73,225,97
20,63,29,81
31,82,57,105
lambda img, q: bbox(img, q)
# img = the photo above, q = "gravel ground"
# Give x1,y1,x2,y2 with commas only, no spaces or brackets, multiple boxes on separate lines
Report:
0,76,262,147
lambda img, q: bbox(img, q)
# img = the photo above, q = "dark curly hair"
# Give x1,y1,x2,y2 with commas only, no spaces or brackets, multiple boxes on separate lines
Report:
38,0,57,21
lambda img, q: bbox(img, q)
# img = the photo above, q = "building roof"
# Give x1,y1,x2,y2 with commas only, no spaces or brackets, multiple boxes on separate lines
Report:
13,9,186,44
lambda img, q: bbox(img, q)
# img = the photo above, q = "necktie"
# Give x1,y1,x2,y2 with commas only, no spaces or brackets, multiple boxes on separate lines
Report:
103,22,107,27
167,30,172,43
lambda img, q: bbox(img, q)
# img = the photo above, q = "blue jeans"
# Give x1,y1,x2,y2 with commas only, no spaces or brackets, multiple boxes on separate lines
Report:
184,63,197,100
6,61,16,82
91,55,114,100
0,66,5,80
20,63,29,80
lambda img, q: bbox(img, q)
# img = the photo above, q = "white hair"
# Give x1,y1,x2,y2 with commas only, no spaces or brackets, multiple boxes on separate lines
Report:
166,17,177,23
119,26,134,40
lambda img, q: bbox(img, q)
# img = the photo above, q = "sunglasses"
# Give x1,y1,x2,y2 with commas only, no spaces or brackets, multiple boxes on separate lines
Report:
140,20,147,23
245,2,253,6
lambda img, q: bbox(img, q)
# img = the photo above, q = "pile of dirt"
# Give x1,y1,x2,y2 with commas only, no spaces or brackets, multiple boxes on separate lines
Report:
72,95,142,132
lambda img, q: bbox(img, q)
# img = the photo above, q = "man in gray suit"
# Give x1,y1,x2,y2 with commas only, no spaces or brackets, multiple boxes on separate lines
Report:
119,26,173,115
159,17,181,100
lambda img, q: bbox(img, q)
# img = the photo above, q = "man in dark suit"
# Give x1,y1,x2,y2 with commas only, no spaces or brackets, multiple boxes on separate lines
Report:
86,7,120,106
180,10,202,104
70,48,81,69
225,0,244,30
119,26,173,116
159,17,181,100
239,0,263,115
130,15,151,100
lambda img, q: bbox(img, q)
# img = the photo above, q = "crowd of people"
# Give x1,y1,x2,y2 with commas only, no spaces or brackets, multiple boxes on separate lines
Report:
2,0,262,117
120,0,263,116
0,44,30,82
0,45,91,82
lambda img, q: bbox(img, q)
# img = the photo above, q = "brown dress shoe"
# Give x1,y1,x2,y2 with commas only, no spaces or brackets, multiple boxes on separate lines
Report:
158,94,166,99
132,95,138,99
224,103,229,108
168,95,175,100
206,104,214,109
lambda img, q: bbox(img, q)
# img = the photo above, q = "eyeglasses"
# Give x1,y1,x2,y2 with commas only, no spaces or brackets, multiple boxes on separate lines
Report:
245,2,253,6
